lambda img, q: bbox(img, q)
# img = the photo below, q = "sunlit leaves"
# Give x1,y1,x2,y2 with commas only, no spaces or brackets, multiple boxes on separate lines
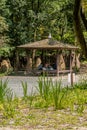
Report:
0,16,9,47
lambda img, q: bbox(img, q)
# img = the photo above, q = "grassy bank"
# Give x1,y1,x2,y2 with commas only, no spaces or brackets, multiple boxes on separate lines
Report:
0,76,87,130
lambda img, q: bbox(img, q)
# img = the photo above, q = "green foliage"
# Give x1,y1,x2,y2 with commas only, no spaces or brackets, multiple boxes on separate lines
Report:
1,76,87,122
51,80,67,110
21,81,28,100
37,76,51,106
0,79,13,103
0,79,9,103
3,91,15,119
0,45,15,57
21,81,34,107
3,102,16,118
0,0,77,66
0,16,9,46
28,88,34,108
37,76,43,96
0,16,8,33
0,0,9,16
0,79,17,118
74,79,87,90
0,79,16,118
4,0,75,47
74,88,85,113
33,97,47,108
36,76,87,112
37,76,68,109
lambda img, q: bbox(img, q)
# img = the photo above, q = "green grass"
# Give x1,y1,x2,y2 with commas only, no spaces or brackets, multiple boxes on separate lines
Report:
51,80,67,110
0,73,6,77
0,79,12,103
0,76,87,129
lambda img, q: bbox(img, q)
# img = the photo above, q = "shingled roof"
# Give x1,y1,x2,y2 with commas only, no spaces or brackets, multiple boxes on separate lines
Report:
17,39,79,50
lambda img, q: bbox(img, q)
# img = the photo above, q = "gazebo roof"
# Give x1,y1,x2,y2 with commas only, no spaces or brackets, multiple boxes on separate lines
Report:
17,39,79,50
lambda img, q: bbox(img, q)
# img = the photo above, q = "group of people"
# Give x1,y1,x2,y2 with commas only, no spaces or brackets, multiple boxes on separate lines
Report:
38,62,56,71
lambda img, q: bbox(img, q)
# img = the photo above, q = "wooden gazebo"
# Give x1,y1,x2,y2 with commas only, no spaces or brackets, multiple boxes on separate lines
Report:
17,38,79,83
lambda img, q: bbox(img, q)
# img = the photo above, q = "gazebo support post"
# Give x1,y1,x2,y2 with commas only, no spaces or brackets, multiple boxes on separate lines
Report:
41,49,44,65
15,49,19,72
70,50,73,86
45,49,47,63
56,50,59,77
32,49,36,69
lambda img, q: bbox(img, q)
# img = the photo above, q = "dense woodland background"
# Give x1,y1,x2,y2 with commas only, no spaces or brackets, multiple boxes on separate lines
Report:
0,0,87,60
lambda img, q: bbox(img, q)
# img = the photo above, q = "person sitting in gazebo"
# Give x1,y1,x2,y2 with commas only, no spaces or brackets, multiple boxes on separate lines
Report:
38,63,43,70
43,63,54,71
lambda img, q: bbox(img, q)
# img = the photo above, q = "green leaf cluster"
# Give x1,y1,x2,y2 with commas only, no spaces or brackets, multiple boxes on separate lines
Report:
1,0,85,57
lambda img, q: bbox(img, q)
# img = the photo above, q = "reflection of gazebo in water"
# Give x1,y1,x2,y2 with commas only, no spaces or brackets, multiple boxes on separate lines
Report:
17,38,79,78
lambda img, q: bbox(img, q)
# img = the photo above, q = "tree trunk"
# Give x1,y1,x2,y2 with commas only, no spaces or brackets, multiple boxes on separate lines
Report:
73,0,87,58
80,8,87,30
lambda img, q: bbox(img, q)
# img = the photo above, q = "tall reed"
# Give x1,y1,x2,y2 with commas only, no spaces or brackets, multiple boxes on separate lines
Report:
51,80,67,110
0,79,16,118
37,76,51,101
73,84,85,113
21,81,34,107
0,79,9,103
21,81,28,100
28,87,34,108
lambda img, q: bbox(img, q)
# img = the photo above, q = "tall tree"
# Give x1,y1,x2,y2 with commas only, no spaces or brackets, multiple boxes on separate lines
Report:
73,0,87,58
0,0,9,46
6,0,27,46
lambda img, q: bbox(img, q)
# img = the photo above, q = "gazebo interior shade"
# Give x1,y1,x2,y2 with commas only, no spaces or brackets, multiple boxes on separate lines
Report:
17,39,79,50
